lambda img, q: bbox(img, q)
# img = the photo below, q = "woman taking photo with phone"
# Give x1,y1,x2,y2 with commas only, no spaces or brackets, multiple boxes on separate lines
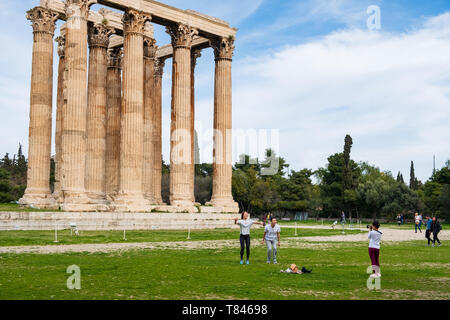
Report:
368,221,382,278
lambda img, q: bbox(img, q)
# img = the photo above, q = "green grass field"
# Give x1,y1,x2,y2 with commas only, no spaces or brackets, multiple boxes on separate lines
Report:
0,240,448,300
0,228,362,247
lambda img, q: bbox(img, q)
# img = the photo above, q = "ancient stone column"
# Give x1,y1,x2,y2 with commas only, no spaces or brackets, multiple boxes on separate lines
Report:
53,34,66,202
19,7,58,209
105,48,122,198
209,37,239,212
85,23,113,201
190,49,202,203
152,57,166,205
115,9,150,208
166,24,198,207
143,37,157,203
60,0,93,206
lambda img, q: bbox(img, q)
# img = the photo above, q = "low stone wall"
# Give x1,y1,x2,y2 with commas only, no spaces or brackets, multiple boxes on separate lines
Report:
0,212,241,231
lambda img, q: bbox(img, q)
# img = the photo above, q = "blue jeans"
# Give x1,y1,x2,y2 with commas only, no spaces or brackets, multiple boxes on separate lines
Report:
415,222,422,232
266,239,278,262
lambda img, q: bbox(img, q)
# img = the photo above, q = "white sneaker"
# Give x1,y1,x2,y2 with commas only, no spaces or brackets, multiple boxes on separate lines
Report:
266,261,270,264
369,273,377,278
375,273,381,278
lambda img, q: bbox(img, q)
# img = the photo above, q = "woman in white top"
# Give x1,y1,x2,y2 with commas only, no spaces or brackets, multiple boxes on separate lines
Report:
414,212,422,233
234,212,263,265
368,220,382,278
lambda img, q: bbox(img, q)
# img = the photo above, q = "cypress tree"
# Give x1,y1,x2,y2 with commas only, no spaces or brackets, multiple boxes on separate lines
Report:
409,161,418,190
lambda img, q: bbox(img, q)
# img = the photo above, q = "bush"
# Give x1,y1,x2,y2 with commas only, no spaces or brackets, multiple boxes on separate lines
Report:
0,192,14,203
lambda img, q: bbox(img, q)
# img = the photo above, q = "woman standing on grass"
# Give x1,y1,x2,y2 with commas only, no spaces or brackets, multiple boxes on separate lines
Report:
234,212,262,265
368,220,382,278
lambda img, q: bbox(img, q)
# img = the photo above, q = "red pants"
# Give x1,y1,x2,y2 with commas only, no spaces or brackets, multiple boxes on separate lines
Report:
368,247,380,266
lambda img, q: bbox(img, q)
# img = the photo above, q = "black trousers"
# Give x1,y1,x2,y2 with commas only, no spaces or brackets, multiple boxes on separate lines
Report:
433,232,441,245
426,230,432,245
240,234,251,260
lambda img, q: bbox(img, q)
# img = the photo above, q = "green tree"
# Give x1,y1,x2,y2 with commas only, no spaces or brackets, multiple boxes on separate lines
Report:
316,152,360,217
409,161,419,190
396,171,404,184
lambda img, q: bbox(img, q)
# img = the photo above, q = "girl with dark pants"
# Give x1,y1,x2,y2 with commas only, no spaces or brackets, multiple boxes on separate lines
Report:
368,221,382,278
431,217,442,247
240,234,251,262
234,212,262,265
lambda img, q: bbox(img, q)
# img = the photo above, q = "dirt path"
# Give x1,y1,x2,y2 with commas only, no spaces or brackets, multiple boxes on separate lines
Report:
0,228,447,254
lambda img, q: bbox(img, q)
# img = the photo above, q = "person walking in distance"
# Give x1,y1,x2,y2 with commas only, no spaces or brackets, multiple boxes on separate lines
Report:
341,211,346,233
425,215,433,246
414,212,422,233
397,214,402,226
368,221,382,278
262,218,281,264
234,212,262,265
431,216,442,247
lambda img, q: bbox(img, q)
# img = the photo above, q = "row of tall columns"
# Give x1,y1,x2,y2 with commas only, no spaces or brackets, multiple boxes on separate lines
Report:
21,3,238,212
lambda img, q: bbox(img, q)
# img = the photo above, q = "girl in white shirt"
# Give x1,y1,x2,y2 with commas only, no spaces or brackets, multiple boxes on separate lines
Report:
368,221,382,278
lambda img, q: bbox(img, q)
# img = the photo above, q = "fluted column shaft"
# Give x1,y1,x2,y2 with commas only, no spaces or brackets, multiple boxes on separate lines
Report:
20,7,58,208
105,48,122,197
60,1,91,202
152,58,165,204
210,38,238,211
117,9,149,203
190,50,201,203
166,24,198,206
85,23,113,200
143,38,157,203
54,35,66,201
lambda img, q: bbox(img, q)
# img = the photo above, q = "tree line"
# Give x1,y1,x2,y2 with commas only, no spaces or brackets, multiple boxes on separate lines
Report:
1,137,449,221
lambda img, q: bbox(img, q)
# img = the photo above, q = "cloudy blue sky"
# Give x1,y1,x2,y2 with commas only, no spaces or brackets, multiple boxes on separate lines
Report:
0,0,449,182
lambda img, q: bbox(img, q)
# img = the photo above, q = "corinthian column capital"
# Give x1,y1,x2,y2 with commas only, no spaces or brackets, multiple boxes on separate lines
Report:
55,35,66,57
154,57,167,78
107,47,123,68
26,6,59,35
191,49,202,69
166,23,199,49
122,8,150,35
65,0,97,20
211,36,235,61
88,23,114,48
143,37,157,59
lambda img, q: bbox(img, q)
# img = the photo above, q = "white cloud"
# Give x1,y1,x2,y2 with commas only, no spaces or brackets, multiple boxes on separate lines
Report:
227,12,450,181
